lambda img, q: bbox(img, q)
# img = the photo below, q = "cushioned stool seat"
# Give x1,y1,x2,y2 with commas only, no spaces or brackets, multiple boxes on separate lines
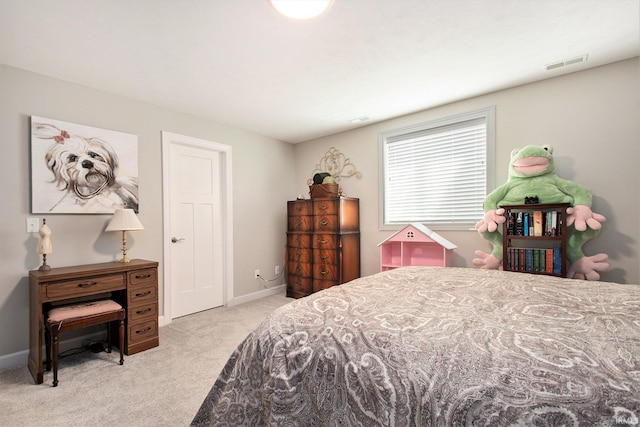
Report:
45,299,125,387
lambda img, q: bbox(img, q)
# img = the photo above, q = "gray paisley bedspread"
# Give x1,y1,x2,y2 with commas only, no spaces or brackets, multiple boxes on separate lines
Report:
191,267,640,426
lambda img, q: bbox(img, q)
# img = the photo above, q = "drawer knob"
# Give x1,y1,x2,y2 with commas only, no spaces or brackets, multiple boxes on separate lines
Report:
321,270,328,275
136,308,152,315
135,290,152,297
77,281,98,288
136,326,152,334
135,273,151,279
320,221,328,226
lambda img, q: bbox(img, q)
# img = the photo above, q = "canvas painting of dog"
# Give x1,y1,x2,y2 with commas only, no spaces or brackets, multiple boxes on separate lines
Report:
31,116,139,214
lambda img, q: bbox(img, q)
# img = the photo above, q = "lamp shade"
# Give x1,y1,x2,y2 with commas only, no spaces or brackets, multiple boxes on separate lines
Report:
105,209,144,231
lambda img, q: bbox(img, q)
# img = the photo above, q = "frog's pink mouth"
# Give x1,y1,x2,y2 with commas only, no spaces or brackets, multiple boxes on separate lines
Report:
513,156,549,173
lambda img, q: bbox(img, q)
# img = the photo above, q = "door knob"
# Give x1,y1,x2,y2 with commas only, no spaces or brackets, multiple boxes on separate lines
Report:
171,237,185,243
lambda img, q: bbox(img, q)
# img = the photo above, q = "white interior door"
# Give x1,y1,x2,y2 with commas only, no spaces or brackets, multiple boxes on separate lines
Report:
162,132,233,320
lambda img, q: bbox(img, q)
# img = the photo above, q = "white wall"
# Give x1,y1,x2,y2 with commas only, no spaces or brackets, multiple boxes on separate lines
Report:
294,58,640,285
0,65,294,365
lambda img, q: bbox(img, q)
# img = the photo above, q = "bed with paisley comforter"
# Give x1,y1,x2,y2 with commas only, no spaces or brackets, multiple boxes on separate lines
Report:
191,267,640,426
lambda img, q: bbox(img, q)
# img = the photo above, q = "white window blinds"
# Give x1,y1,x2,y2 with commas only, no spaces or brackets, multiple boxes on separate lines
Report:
380,107,494,229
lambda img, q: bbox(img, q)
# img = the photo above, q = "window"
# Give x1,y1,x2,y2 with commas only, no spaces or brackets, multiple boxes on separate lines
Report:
379,107,495,230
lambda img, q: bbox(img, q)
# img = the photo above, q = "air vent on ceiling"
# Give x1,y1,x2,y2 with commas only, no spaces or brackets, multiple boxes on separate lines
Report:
544,54,588,71
348,116,370,124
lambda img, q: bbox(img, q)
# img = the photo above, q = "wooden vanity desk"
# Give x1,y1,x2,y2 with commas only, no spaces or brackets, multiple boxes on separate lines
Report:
28,259,159,384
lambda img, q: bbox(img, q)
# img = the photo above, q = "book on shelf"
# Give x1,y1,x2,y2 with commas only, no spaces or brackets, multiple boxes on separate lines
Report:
545,249,553,273
515,212,524,236
505,245,563,275
533,211,543,236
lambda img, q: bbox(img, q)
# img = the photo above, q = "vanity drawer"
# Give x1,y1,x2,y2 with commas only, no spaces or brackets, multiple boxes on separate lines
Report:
128,301,158,322
128,268,157,287
128,284,157,305
45,274,125,300
128,319,158,344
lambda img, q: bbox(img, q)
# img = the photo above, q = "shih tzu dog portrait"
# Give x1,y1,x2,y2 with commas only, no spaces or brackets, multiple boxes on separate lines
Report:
33,123,139,212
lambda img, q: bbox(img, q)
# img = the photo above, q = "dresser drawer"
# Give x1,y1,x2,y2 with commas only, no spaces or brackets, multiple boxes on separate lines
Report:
128,301,158,323
314,214,339,232
287,275,312,297
45,274,125,300
128,284,157,305
287,232,312,249
288,247,312,263
128,268,157,287
288,200,313,216
312,234,339,250
288,215,313,232
313,199,338,215
314,248,338,265
313,279,339,292
313,263,338,281
128,319,158,344
288,261,311,278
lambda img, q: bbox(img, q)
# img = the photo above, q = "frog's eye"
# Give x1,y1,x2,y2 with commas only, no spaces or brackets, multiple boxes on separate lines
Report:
510,148,520,157
542,144,553,154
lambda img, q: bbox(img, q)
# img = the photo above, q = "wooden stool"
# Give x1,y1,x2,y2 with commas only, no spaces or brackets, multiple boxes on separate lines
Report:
45,299,125,387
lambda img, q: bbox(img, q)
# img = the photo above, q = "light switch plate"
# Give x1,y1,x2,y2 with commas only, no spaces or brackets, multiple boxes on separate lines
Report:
27,217,40,233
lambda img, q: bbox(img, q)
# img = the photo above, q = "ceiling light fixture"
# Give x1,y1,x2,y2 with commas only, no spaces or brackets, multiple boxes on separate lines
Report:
269,0,333,20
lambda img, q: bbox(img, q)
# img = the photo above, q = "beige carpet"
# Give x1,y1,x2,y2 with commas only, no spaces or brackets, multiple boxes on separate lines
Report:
0,293,292,426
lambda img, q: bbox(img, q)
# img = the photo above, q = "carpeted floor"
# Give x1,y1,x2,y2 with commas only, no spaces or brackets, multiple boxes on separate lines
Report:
0,293,291,426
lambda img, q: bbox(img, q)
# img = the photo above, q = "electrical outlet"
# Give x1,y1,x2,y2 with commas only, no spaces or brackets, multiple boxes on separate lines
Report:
275,265,280,275
254,269,260,279
26,217,40,233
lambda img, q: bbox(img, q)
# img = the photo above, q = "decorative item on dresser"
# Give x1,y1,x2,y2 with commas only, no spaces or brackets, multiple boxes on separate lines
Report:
28,259,159,384
286,197,360,298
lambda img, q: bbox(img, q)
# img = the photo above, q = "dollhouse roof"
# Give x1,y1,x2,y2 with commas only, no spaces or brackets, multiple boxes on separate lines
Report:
378,223,457,250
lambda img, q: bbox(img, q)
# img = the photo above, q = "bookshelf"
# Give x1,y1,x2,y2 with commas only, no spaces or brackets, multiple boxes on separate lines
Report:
501,203,569,277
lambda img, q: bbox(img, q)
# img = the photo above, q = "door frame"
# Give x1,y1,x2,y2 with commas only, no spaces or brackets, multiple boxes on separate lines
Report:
161,131,234,324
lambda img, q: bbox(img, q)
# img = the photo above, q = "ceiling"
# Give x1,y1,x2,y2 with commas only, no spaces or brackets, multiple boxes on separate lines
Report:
1,0,638,144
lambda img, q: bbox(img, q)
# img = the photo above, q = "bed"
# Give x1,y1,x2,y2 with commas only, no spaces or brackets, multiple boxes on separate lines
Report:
191,267,640,426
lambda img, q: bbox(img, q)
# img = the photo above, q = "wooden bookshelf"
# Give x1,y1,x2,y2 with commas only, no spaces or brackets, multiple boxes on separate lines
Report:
501,203,569,277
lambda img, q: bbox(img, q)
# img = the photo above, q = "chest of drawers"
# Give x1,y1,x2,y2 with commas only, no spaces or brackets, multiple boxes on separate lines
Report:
286,197,360,298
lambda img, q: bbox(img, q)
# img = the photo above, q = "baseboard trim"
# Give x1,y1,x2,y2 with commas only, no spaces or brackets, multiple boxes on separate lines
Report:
226,284,286,307
0,331,105,374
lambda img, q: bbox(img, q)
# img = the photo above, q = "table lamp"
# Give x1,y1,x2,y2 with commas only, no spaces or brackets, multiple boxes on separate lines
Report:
105,208,144,263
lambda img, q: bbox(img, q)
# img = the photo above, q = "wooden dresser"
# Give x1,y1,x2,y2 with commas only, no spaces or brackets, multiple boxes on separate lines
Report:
286,197,360,298
28,259,159,384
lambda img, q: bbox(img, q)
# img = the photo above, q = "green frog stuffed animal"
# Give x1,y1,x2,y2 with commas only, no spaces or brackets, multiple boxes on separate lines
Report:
473,144,609,280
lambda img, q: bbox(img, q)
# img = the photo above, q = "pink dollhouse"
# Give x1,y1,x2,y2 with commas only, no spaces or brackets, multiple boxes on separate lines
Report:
379,223,457,271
